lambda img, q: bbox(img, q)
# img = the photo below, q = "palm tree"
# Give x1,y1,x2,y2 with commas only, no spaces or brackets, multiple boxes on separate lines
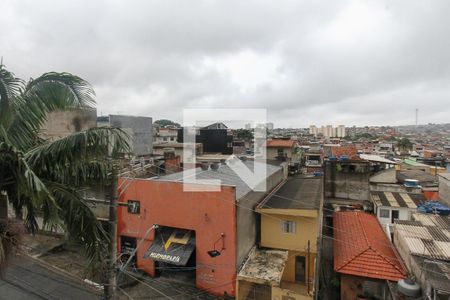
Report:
0,64,129,271
397,137,413,153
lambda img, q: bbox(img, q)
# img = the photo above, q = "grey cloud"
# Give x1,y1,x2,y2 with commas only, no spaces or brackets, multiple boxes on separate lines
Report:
1,0,449,127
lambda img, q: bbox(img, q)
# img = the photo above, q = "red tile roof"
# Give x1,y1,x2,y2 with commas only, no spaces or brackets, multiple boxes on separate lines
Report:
333,211,406,281
331,145,360,160
266,139,296,148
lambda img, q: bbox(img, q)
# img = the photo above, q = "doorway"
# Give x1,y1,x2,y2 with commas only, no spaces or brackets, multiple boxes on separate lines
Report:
295,256,306,283
391,210,399,223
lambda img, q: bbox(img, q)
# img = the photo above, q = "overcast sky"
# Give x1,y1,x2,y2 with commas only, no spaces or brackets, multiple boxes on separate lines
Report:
1,0,450,128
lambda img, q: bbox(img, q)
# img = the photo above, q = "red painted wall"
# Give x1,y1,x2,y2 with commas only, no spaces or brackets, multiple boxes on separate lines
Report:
117,179,237,296
423,190,439,200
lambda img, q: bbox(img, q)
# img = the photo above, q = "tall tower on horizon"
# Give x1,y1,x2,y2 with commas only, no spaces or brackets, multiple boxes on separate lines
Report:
415,108,419,126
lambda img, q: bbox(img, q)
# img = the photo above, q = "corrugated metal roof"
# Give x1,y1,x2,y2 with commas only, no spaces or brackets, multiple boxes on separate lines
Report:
394,214,450,261
371,191,424,208
155,160,281,200
360,154,398,164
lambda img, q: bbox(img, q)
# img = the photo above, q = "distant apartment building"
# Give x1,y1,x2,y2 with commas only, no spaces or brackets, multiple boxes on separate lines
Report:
309,124,346,138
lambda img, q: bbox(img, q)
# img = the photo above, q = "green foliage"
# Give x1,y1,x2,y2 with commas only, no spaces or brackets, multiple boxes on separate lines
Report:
0,64,130,269
397,137,413,151
154,119,180,128
235,128,253,140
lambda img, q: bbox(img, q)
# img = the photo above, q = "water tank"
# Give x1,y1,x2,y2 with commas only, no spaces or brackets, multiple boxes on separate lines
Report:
404,179,419,187
210,162,220,171
397,279,420,297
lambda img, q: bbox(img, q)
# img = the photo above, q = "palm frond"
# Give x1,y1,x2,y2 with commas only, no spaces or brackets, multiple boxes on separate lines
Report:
45,182,108,267
25,127,130,186
0,135,59,233
0,66,25,128
7,72,96,150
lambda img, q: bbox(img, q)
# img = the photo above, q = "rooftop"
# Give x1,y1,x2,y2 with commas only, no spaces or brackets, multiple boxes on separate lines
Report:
360,154,398,165
153,142,202,149
154,159,281,200
334,211,406,281
259,177,322,210
266,139,296,148
371,191,425,208
397,169,437,186
394,213,450,261
237,247,288,286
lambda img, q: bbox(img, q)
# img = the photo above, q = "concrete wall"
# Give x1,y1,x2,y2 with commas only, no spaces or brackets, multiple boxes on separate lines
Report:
370,183,421,194
109,115,153,156
272,285,312,300
324,161,370,201
340,275,389,300
236,169,284,268
438,175,450,206
41,109,97,140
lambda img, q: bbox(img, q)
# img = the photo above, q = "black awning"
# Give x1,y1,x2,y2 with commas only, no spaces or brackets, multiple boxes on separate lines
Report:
143,227,195,266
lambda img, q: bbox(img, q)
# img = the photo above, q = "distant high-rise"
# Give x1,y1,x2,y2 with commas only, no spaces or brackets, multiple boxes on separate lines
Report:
309,125,318,136
309,124,346,138
337,125,346,138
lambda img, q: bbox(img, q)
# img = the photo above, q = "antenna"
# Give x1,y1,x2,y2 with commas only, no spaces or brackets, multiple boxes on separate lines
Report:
415,108,418,126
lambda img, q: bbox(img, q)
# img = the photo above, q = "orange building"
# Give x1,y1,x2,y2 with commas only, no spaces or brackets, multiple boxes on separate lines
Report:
117,161,283,297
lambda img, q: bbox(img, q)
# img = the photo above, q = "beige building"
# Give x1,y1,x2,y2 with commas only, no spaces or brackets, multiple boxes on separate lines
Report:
236,177,322,300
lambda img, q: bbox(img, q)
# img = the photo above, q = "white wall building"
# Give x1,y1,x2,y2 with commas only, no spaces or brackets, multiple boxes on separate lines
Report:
371,191,425,230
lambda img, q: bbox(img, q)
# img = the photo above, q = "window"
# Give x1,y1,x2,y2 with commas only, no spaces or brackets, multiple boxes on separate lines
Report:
281,220,296,233
127,200,140,214
379,208,390,218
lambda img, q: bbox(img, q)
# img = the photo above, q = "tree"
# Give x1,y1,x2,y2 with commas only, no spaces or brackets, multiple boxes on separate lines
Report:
235,129,253,140
154,119,180,128
397,137,413,152
0,65,129,271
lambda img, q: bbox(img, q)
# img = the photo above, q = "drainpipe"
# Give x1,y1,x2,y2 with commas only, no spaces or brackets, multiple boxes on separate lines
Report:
307,240,310,295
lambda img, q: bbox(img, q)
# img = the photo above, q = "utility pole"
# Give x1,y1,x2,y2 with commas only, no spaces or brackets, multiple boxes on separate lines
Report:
105,165,118,299
415,108,419,126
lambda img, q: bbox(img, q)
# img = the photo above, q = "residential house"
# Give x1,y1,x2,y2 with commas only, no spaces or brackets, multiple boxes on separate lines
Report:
371,191,425,232
334,211,406,300
237,177,322,300
394,213,450,299
266,139,298,162
154,127,178,143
